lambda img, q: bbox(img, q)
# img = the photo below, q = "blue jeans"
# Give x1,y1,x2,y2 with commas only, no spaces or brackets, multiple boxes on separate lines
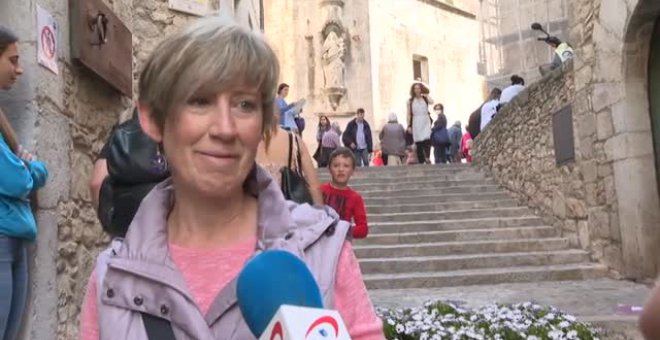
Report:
0,236,28,340
354,149,370,167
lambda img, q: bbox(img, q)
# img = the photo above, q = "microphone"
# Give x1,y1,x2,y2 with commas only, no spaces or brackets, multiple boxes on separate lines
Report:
237,250,351,340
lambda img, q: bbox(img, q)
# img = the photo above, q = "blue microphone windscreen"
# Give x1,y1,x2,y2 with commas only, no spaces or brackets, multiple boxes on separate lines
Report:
237,250,324,337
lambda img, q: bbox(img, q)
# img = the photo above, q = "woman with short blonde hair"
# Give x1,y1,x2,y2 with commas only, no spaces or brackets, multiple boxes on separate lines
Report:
80,16,383,340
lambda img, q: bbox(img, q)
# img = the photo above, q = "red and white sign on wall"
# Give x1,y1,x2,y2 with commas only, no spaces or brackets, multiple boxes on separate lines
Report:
37,5,59,75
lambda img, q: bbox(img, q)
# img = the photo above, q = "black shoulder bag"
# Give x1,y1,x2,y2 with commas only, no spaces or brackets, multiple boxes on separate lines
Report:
280,132,314,204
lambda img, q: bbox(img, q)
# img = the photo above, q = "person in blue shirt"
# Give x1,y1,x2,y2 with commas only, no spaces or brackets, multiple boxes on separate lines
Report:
275,83,300,132
0,25,49,340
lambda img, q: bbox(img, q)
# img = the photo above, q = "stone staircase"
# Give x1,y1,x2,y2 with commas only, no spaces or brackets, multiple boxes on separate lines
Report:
317,164,608,290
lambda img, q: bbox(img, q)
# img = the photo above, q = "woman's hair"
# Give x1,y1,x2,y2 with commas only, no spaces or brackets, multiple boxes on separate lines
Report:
318,115,330,130
138,15,280,134
330,121,341,134
511,75,525,86
433,103,444,111
409,82,429,99
0,109,18,153
489,88,502,101
277,83,289,95
388,113,398,123
0,26,19,153
0,25,19,55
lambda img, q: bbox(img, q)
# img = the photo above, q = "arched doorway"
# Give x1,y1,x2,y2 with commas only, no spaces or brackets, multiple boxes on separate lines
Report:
650,19,660,197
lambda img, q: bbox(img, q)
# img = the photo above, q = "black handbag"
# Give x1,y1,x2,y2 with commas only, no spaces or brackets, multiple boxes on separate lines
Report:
280,132,314,205
98,114,170,237
312,144,321,163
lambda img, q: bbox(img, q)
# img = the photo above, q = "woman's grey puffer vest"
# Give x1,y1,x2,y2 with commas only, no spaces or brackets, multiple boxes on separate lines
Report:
94,166,350,340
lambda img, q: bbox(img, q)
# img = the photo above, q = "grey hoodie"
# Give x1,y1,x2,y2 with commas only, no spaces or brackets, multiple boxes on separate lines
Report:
94,166,351,339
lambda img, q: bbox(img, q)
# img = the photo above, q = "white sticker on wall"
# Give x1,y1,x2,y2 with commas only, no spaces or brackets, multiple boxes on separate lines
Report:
36,4,59,75
168,0,211,16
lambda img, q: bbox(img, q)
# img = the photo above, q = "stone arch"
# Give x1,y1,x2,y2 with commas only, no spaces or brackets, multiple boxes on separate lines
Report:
595,0,660,278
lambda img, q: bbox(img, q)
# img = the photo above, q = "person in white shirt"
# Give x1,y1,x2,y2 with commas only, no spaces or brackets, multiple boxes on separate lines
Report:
480,88,502,131
499,75,525,105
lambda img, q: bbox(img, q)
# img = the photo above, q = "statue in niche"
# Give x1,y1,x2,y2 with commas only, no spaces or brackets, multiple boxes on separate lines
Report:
321,30,345,89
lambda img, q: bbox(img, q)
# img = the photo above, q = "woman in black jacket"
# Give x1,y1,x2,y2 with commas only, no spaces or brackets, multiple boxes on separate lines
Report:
431,104,449,164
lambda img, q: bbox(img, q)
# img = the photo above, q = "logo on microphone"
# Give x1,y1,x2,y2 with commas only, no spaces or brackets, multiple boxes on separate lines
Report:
305,315,339,339
269,322,284,340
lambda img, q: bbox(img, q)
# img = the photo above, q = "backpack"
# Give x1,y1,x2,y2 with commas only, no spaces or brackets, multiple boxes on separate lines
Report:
294,116,306,133
97,113,170,237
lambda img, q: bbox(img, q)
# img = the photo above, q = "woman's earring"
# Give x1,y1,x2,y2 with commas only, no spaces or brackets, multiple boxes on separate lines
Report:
151,144,169,175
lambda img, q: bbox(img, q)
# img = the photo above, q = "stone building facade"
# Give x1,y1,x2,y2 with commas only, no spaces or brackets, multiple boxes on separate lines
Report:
0,1,261,339
474,0,660,281
264,0,485,149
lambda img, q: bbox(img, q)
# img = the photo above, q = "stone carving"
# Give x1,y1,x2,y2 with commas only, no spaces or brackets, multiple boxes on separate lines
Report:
321,30,345,89
318,0,347,111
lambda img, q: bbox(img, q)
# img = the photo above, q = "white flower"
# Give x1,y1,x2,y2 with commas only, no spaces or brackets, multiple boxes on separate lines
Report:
395,324,404,333
567,330,579,339
564,314,577,322
387,318,395,326
559,321,570,328
548,330,564,339
545,313,556,320
528,336,540,340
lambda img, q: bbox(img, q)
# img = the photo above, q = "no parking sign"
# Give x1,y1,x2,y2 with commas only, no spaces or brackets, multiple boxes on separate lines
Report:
37,5,59,75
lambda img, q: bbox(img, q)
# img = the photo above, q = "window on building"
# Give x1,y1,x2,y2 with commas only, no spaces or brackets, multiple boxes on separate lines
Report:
412,55,429,82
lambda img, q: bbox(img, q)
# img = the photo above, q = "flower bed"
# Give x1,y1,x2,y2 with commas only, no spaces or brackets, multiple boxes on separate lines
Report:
377,301,600,340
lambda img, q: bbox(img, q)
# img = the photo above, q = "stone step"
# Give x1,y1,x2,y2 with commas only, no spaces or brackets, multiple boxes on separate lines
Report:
349,178,496,191
362,263,609,289
364,192,512,205
353,163,471,172
318,166,479,179
360,185,503,198
369,216,545,233
358,249,591,274
360,226,558,245
366,199,519,214
317,173,489,185
368,207,533,223
317,163,470,174
353,237,571,258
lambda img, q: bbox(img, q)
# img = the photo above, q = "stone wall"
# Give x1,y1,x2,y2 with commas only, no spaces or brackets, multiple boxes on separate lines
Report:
475,0,660,280
473,64,625,275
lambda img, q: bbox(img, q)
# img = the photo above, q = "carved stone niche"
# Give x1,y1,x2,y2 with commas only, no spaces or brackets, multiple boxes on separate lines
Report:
320,21,347,111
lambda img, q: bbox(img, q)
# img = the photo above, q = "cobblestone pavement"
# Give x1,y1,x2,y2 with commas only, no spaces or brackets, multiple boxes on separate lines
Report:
368,279,649,316
369,279,650,338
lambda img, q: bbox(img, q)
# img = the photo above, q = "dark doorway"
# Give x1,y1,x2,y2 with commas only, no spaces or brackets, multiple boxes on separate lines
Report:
649,18,660,196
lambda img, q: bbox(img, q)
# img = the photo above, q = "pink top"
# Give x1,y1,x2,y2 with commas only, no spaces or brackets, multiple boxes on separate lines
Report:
79,239,384,339
460,132,473,162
